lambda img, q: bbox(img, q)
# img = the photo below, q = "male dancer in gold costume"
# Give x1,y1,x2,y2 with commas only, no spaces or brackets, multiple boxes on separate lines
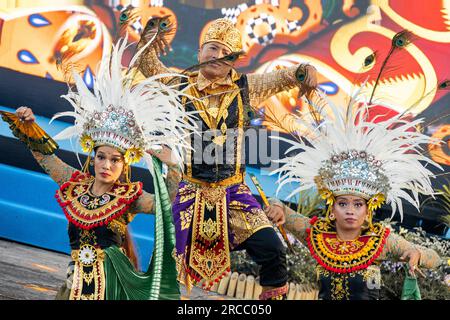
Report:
136,18,317,299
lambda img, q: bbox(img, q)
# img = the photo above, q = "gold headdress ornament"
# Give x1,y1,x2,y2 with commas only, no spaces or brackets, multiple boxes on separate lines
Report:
200,18,242,53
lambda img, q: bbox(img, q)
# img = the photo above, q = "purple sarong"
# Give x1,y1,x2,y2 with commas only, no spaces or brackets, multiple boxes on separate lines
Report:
172,181,272,288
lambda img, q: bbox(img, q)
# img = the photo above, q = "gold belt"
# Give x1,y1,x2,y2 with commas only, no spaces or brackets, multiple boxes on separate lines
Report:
183,172,244,188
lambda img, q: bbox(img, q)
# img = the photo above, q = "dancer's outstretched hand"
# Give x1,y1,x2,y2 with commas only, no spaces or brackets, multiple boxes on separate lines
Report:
16,106,36,123
401,248,424,277
139,16,173,57
294,63,318,98
303,64,318,89
264,203,286,227
147,145,178,167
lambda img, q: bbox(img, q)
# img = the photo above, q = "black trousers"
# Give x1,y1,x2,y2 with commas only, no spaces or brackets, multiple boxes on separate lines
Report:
233,227,288,287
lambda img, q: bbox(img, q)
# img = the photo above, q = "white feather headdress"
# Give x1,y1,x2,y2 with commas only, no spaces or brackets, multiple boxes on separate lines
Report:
272,89,442,220
51,35,197,173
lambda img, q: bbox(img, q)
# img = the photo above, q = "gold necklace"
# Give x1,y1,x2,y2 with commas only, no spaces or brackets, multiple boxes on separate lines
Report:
89,181,114,197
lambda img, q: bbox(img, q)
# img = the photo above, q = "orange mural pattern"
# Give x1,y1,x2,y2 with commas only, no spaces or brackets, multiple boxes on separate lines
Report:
0,0,448,168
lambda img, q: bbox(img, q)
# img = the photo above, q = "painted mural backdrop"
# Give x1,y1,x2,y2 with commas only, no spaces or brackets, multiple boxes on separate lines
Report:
0,0,449,181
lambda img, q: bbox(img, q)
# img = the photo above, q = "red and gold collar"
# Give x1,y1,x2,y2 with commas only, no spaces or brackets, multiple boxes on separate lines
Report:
55,171,142,230
306,216,389,273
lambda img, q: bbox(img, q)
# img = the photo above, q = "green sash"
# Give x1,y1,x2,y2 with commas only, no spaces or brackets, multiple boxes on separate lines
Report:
400,266,421,300
103,158,180,300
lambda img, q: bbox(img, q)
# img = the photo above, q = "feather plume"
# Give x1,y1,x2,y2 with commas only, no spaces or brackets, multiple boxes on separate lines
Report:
271,88,442,220
53,35,198,174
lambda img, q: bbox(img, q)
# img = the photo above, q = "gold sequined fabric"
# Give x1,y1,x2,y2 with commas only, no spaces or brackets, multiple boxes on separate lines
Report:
247,65,302,107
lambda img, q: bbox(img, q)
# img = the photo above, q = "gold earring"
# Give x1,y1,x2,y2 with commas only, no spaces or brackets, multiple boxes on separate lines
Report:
83,152,92,173
325,203,334,223
123,165,131,183
366,211,376,234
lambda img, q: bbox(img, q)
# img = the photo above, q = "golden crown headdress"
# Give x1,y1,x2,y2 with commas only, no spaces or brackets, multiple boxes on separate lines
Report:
201,18,242,53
